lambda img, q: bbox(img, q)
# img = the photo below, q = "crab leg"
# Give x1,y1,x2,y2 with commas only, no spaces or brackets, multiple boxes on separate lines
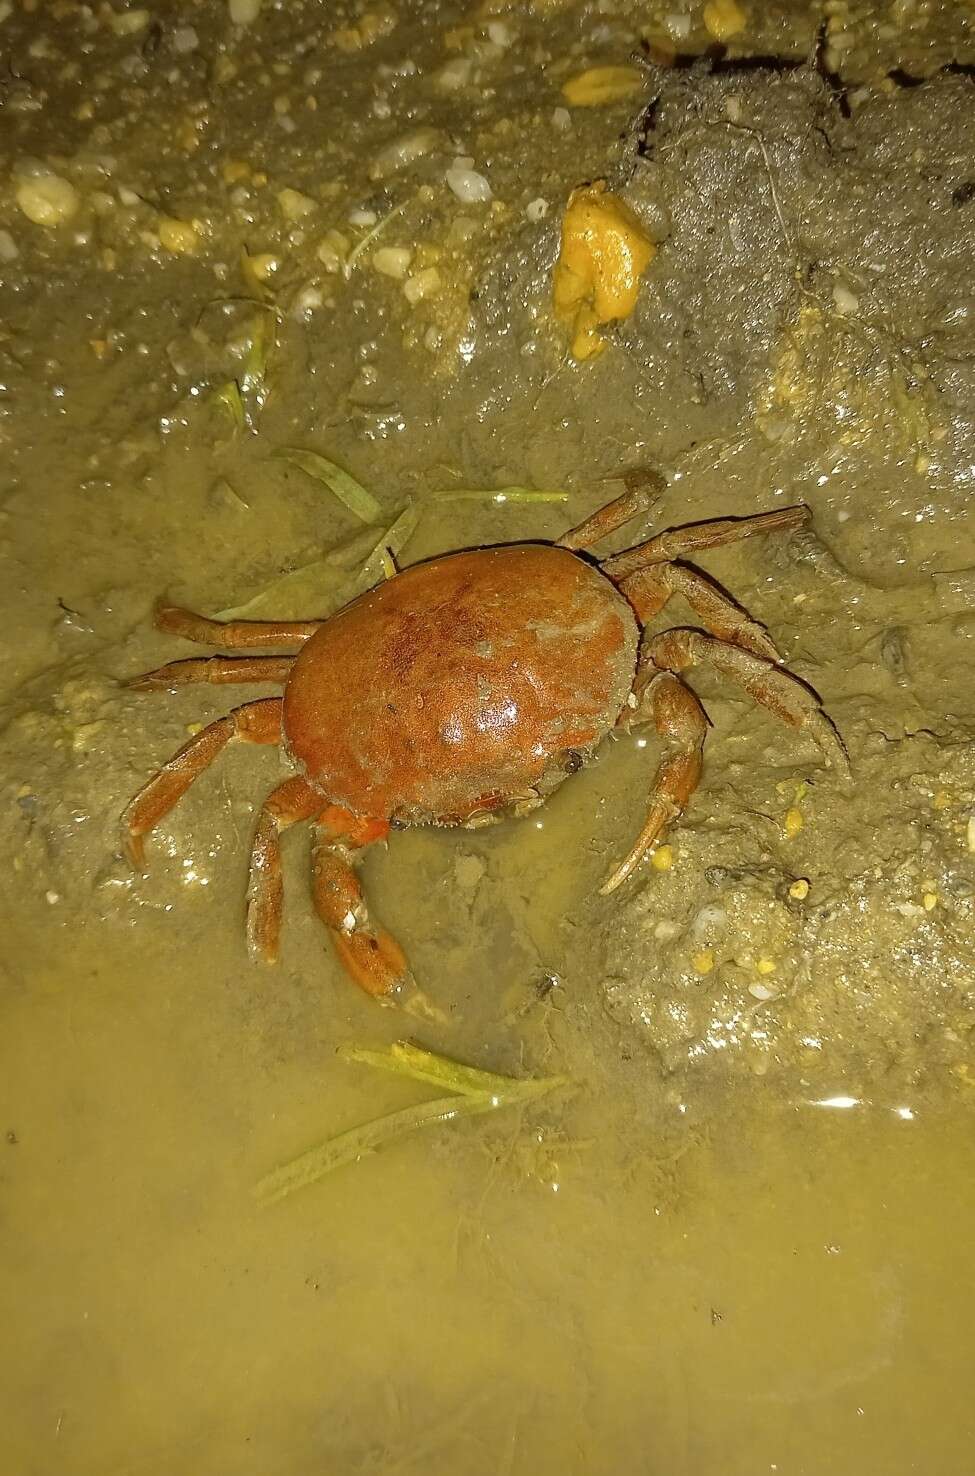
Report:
649,630,851,781
121,698,283,865
603,504,809,580
246,776,322,964
127,655,295,691
601,672,707,894
153,604,322,649
618,563,780,662
311,806,409,1000
557,469,666,551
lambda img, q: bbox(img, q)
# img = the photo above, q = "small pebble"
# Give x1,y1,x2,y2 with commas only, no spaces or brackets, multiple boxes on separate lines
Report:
277,188,316,221
446,163,492,203
373,245,412,279
789,878,810,900
171,26,198,52
651,844,674,872
158,217,199,254
832,282,860,315
403,265,441,303
0,228,18,261
17,174,80,227
228,0,262,23
692,949,715,976
526,197,549,221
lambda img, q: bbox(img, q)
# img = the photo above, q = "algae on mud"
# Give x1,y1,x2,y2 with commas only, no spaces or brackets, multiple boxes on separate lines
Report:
1,0,974,1472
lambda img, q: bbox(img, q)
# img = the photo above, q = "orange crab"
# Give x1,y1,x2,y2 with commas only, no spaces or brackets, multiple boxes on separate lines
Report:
122,474,849,1002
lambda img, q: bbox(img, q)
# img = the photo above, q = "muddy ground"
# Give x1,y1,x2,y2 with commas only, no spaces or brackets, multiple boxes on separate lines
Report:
2,1,975,1472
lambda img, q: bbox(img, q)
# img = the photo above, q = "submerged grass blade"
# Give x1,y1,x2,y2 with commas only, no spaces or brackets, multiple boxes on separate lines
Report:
240,312,274,400
212,379,245,431
344,201,407,278
255,1044,568,1203
353,501,422,589
339,1040,568,1102
256,1093,498,1205
275,448,383,524
432,487,568,504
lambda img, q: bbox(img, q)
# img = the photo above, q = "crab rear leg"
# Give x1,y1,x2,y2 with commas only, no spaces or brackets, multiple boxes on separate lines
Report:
122,698,283,865
619,563,781,662
601,672,707,895
128,655,295,691
246,776,322,963
603,504,809,580
557,468,665,551
311,807,410,1000
153,605,322,649
649,630,851,781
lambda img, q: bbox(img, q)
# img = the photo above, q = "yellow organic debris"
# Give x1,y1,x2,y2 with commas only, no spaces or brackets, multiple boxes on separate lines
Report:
561,66,645,107
552,182,655,361
651,844,674,871
703,0,747,40
158,217,199,254
784,806,804,838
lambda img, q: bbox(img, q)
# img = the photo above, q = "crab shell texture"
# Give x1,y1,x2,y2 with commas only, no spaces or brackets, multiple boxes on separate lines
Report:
283,544,640,826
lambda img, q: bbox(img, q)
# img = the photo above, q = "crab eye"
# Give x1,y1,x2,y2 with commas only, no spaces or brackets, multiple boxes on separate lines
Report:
563,749,583,774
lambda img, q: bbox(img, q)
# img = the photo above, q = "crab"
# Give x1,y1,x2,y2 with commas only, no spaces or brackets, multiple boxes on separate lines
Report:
122,473,849,1003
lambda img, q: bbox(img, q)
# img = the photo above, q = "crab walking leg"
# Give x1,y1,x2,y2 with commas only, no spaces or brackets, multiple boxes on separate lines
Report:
121,698,283,866
600,672,707,895
311,806,409,999
619,563,781,662
649,630,852,781
246,777,322,964
557,469,666,551
603,504,810,580
127,655,295,691
154,605,322,650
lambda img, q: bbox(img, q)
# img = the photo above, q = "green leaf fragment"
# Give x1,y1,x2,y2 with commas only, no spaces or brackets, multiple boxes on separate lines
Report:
275,448,383,524
353,501,422,590
339,1041,567,1102
213,380,245,430
255,1093,498,1205
255,1042,568,1203
432,487,569,504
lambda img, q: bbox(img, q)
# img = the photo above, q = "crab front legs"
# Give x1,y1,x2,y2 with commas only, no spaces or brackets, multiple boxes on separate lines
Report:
246,789,410,1001
122,698,283,865
650,630,851,781
601,671,707,894
311,807,412,1001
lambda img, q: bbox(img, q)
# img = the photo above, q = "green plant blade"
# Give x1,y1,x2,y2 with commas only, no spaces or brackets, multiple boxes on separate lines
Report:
432,487,568,504
212,379,245,430
339,1040,568,1102
255,1092,497,1205
275,448,383,523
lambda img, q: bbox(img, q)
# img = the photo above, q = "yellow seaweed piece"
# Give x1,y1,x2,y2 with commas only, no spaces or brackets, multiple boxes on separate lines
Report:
703,0,747,40
561,65,645,107
552,182,655,361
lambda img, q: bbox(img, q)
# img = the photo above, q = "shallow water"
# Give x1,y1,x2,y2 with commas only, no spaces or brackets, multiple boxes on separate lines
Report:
3,0,975,1470
6,918,974,1475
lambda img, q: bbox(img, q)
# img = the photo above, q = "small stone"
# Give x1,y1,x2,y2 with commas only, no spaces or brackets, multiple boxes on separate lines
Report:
158,217,199,254
17,174,80,227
